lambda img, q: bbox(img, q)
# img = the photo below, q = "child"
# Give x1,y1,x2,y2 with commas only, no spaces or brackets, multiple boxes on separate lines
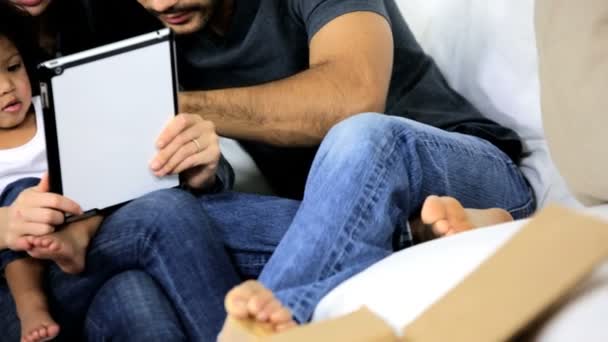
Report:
0,4,105,342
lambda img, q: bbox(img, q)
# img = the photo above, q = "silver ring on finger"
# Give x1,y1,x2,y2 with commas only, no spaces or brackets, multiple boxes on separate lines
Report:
192,138,202,153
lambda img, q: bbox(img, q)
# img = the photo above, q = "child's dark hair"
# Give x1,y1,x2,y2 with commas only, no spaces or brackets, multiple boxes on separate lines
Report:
0,1,43,95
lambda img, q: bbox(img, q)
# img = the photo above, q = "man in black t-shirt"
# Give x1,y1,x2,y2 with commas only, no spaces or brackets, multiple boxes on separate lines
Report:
128,0,535,335
135,0,526,199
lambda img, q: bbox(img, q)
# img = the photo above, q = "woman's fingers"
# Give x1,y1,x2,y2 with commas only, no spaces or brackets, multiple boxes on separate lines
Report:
17,190,82,216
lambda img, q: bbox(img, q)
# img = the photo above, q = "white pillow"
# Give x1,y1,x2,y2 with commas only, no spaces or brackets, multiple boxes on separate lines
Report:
396,0,579,208
313,221,522,331
313,205,608,341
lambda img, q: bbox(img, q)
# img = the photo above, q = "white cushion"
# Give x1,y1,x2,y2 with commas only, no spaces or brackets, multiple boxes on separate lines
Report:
397,0,579,208
313,205,608,341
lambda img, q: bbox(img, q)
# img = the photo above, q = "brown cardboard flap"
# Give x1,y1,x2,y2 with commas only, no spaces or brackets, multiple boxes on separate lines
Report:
402,206,608,342
221,307,397,342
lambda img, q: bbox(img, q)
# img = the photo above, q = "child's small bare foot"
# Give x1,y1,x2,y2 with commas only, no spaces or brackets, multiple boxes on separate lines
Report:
27,228,89,274
17,297,60,342
224,280,297,333
413,195,513,242
21,314,60,342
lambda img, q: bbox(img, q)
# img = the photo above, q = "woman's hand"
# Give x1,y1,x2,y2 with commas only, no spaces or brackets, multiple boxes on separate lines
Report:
1,174,82,251
150,114,220,191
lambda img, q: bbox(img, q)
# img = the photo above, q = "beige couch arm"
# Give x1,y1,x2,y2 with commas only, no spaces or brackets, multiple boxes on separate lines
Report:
536,0,608,205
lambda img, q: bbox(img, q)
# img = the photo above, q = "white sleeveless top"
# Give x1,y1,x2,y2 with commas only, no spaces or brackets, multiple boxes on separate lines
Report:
0,97,47,194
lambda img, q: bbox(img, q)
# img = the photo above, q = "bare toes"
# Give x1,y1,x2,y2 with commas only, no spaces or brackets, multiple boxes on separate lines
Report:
29,330,40,341
270,307,293,324
420,195,446,225
432,219,451,236
248,290,274,315
225,280,265,318
257,300,281,322
46,324,60,339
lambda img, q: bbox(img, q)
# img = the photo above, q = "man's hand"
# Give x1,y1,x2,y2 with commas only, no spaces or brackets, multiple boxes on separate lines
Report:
150,113,220,190
2,174,83,251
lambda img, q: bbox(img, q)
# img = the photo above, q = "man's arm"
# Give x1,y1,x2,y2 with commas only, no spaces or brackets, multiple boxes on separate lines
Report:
180,11,394,147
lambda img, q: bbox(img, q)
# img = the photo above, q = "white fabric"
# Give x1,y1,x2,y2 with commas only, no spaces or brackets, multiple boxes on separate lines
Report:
396,0,578,208
313,205,608,341
0,97,46,193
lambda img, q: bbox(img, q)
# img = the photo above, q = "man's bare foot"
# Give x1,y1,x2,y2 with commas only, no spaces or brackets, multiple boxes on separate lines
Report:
17,293,60,342
223,280,297,333
412,195,514,242
26,227,90,274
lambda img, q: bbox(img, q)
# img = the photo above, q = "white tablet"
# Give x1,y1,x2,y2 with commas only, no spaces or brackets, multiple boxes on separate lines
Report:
38,28,180,217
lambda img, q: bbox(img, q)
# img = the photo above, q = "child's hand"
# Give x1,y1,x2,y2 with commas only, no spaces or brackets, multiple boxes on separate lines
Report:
3,174,82,250
150,113,220,190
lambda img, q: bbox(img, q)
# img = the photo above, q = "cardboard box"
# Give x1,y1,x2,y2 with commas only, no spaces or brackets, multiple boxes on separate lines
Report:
220,206,608,342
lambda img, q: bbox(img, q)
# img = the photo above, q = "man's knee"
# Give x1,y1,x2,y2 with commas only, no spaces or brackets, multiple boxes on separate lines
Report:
321,113,415,158
104,188,210,238
134,188,198,212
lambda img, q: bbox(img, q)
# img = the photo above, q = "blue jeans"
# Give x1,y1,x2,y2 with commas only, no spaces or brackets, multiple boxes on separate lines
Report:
0,113,534,336
84,271,186,342
0,271,185,342
199,113,535,323
0,186,241,341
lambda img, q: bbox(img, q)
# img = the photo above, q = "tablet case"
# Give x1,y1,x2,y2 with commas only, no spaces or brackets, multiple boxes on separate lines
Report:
38,29,180,216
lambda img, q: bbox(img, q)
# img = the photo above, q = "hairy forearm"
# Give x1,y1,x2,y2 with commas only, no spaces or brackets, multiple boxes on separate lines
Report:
180,62,386,147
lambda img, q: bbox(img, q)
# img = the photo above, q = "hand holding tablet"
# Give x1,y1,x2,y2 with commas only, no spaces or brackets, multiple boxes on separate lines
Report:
38,29,182,216
151,113,220,190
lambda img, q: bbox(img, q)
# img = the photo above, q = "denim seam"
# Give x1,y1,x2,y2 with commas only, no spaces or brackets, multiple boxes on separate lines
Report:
506,195,536,219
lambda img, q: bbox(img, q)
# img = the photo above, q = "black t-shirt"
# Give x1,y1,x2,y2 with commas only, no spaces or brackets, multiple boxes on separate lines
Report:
173,0,523,200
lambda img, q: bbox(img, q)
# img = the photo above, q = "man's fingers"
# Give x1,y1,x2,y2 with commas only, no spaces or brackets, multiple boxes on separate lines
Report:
151,126,203,174
172,145,219,175
155,114,195,149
